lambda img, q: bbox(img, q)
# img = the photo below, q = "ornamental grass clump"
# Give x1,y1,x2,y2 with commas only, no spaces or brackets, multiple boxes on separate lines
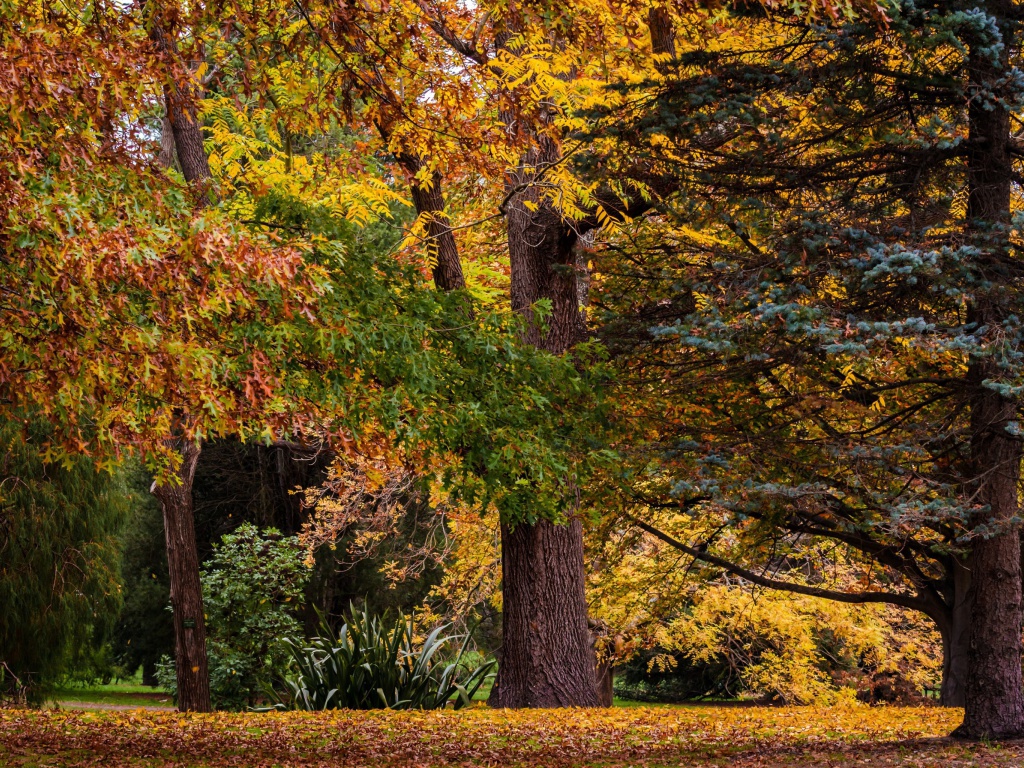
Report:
272,605,493,711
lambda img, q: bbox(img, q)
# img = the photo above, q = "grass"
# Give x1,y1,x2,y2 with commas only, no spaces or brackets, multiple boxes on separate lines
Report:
48,682,173,709
0,703,1019,767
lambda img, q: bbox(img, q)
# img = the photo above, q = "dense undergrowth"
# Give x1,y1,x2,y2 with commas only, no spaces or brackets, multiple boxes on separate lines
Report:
1,705,1019,767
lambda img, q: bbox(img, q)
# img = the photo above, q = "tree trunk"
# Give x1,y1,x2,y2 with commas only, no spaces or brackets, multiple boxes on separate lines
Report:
149,4,214,712
957,378,1024,737
489,519,600,707
954,7,1024,737
152,439,211,712
399,155,466,292
940,558,972,708
487,129,600,707
596,660,614,707
147,2,212,190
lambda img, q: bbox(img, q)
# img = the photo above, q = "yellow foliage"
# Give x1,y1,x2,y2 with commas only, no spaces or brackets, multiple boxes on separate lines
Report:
0,705,984,768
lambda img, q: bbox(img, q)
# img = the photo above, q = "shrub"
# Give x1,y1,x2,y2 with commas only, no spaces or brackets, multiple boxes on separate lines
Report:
158,524,308,710
272,605,493,710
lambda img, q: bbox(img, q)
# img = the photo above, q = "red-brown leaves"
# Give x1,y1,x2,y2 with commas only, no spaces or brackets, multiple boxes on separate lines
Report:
1,705,1020,767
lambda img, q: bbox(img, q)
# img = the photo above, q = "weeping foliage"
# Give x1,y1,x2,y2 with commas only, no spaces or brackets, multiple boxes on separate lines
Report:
0,418,130,702
272,606,493,711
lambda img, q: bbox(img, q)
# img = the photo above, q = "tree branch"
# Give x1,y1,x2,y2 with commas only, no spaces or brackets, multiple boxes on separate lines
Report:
628,515,938,616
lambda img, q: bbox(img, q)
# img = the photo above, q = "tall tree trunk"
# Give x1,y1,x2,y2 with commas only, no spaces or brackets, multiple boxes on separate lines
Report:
954,5,1024,737
940,558,972,708
152,439,211,712
399,155,466,292
149,1,214,713
487,132,600,707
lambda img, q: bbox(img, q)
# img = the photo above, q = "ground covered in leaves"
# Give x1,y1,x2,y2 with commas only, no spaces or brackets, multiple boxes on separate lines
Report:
1,705,1021,767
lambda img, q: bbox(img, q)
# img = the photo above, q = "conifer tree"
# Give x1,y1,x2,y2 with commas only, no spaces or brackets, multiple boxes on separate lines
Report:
592,0,1024,737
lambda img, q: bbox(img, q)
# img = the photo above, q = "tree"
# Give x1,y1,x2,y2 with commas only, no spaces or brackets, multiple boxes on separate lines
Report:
1,0,888,713
586,0,1024,737
0,417,130,702
193,0,881,707
2,0,530,711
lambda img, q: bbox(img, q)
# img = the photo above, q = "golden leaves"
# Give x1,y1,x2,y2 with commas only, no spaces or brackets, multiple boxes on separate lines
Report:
0,705,993,768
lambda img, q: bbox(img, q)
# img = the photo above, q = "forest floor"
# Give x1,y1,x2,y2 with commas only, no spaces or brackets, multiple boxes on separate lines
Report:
2,704,1023,767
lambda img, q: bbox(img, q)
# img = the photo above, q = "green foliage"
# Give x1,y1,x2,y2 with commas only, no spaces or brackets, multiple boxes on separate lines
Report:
0,418,130,702
158,524,308,710
272,605,494,711
111,468,172,686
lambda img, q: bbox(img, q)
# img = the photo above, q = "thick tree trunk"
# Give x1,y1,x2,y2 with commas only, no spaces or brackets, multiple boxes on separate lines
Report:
489,519,600,707
152,439,211,712
954,8,1024,737
487,133,600,707
957,378,1024,737
940,558,972,708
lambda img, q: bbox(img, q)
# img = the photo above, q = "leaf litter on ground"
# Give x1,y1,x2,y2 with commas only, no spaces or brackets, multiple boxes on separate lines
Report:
1,704,1023,767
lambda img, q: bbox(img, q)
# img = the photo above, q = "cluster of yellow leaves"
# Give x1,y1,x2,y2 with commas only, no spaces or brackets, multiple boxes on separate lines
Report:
587,521,942,704
1,705,1006,768
203,97,405,231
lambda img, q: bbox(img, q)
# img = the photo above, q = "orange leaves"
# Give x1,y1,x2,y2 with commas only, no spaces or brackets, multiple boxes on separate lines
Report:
0,705,1000,767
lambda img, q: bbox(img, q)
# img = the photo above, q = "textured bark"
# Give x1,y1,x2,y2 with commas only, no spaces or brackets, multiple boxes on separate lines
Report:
939,558,972,708
147,3,212,193
487,120,600,707
489,519,600,707
158,116,179,172
957,369,1024,737
152,439,211,712
954,7,1024,738
149,2,213,713
507,142,588,353
596,660,614,707
648,7,676,59
399,155,466,292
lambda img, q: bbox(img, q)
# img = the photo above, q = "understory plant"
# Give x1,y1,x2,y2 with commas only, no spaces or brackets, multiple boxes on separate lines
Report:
159,524,308,710
272,605,493,710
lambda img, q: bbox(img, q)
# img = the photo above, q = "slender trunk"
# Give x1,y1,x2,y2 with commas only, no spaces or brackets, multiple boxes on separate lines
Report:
148,2,212,190
648,7,676,60
954,7,1024,737
596,660,614,707
940,558,972,708
399,155,465,292
152,439,211,712
149,3,214,712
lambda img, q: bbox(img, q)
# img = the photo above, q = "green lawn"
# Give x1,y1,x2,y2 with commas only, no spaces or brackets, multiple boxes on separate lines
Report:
49,682,173,709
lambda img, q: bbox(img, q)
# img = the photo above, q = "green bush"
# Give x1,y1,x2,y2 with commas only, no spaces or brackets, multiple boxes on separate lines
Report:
272,605,493,711
158,524,309,710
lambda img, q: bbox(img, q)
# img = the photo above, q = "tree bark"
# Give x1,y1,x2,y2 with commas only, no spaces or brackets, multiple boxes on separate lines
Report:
399,155,466,292
940,558,972,708
489,519,600,707
149,2,214,713
152,439,211,712
648,7,676,60
596,660,614,707
956,368,1024,736
954,6,1024,737
487,130,600,707
147,2,212,191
